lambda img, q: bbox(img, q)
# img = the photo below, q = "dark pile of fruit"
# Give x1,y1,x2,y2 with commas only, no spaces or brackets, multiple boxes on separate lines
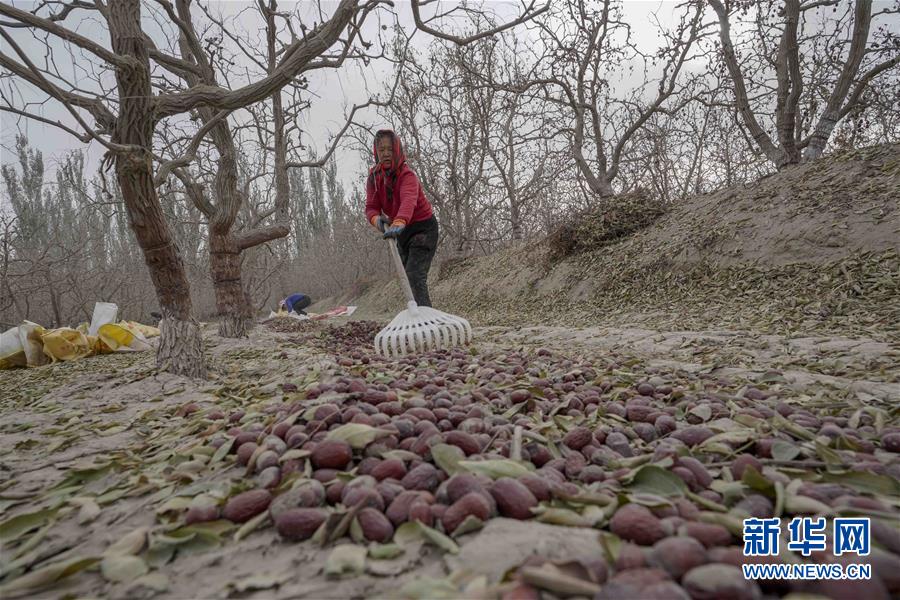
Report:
315,321,384,357
195,334,900,598
263,317,316,334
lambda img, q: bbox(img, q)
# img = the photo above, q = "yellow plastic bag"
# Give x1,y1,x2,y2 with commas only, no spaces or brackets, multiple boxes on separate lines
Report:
97,323,151,353
119,320,160,339
41,328,94,363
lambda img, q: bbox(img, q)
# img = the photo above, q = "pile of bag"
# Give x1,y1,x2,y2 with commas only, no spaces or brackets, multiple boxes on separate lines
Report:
0,302,159,370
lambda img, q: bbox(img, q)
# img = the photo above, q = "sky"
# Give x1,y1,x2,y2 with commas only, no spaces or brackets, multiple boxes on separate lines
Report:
0,1,689,201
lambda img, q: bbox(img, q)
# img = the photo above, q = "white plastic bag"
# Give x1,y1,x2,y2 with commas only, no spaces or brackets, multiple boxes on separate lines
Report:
19,321,49,367
88,302,118,336
0,326,25,369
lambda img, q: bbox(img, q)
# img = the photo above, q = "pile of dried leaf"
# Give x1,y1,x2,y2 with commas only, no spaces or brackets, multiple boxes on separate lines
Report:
2,322,897,598
545,189,665,263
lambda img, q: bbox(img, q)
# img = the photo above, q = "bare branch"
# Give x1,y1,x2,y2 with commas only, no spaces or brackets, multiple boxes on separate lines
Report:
409,0,549,46
609,2,705,180
285,92,396,169
171,167,215,218
804,0,874,159
153,109,233,187
0,104,91,142
234,224,291,251
0,2,128,67
800,0,840,11
837,54,900,122
0,52,115,130
0,30,135,152
155,0,364,118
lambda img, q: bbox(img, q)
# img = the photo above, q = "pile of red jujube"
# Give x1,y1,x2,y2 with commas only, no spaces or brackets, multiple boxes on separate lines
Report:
198,323,900,599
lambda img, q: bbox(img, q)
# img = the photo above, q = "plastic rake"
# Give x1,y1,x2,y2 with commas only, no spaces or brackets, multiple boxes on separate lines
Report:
374,237,472,357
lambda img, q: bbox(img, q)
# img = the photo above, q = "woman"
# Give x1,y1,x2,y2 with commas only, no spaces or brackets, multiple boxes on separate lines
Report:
279,293,311,315
365,129,439,307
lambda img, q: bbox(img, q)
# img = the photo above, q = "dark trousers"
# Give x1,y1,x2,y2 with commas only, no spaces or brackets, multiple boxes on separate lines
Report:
397,216,439,307
292,296,311,314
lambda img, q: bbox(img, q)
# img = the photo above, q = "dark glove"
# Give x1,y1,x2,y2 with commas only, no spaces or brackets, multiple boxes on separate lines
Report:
383,223,405,239
373,215,390,233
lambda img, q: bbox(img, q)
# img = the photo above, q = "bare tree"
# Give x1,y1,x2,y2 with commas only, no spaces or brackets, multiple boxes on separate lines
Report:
387,46,489,254
0,136,164,328
158,0,379,338
460,35,560,241
706,0,900,167
456,0,706,199
0,0,374,375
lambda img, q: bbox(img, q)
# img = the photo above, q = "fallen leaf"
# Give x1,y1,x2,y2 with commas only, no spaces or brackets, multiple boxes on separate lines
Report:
368,542,405,559
450,515,484,537
211,438,234,463
326,423,390,449
131,572,170,592
771,440,801,461
69,497,101,525
0,555,100,596
625,465,688,497
324,544,367,578
100,555,149,583
535,508,592,527
520,564,601,597
458,459,533,479
229,572,291,592
821,471,900,496
105,527,149,556
0,508,57,543
395,521,460,554
396,576,460,599
430,444,465,476
234,511,269,542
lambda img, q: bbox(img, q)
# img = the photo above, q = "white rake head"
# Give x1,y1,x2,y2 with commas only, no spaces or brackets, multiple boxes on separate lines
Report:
375,301,472,357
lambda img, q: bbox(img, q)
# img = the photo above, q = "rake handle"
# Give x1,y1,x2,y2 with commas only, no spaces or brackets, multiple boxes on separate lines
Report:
387,237,417,306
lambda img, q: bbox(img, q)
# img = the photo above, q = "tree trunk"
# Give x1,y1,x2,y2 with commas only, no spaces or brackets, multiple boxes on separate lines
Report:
109,0,204,377
207,142,255,337
709,0,785,168
506,116,523,241
169,1,254,338
571,104,616,198
774,0,802,166
588,171,615,198
803,0,872,161
209,230,252,337
48,285,62,328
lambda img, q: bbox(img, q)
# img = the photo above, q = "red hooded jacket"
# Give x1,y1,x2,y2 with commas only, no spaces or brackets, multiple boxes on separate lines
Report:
365,130,433,228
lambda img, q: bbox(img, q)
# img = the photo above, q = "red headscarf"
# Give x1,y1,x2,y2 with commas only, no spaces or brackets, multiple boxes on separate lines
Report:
369,129,407,194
